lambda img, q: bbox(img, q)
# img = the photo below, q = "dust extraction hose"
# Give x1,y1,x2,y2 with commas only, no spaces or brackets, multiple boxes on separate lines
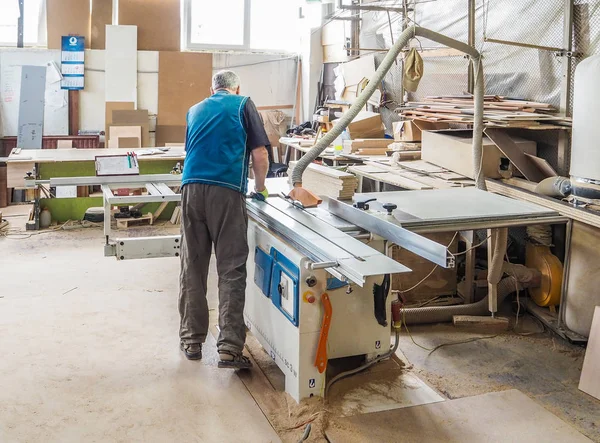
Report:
290,26,486,191
402,264,540,325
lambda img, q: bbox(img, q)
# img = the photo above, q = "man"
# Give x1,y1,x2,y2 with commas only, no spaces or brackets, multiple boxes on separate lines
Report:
179,70,270,369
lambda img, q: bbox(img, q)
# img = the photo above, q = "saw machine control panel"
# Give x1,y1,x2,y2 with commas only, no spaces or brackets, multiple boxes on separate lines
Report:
254,247,300,327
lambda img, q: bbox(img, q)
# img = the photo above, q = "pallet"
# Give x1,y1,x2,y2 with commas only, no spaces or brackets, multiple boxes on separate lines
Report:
116,212,154,229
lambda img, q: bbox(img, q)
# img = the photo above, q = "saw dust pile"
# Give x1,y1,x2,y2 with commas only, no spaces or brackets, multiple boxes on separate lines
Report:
239,335,331,443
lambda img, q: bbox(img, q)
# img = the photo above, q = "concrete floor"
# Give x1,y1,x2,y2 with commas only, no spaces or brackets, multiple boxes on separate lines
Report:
396,320,600,442
2,205,600,442
0,208,279,442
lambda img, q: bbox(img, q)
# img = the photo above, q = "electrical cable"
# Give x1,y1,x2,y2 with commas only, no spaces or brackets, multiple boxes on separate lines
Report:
399,231,459,294
325,328,400,398
448,234,491,258
1,219,102,239
401,305,498,355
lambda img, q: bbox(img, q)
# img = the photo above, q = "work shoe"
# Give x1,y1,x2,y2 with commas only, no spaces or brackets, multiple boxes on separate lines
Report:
218,350,252,369
180,342,202,360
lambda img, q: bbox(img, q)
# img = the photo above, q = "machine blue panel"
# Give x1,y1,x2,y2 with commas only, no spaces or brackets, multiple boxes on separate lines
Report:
254,247,273,297
269,248,300,327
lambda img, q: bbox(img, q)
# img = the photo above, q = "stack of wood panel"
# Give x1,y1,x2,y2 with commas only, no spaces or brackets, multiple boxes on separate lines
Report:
398,95,571,129
388,141,421,161
343,138,391,156
289,162,358,200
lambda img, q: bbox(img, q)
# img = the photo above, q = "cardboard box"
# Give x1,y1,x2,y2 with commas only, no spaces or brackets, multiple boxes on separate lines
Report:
339,111,385,139
421,129,537,179
393,120,450,142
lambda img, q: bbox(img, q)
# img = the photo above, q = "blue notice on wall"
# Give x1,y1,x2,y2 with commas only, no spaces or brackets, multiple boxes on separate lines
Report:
61,36,85,90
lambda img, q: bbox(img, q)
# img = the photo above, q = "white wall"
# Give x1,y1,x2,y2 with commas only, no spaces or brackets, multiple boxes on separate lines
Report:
0,49,299,145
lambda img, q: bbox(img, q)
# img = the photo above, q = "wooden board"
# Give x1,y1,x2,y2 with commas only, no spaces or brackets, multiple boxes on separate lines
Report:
158,52,212,127
91,0,112,49
484,128,546,182
111,109,150,148
105,26,138,106
105,102,135,142
47,0,90,49
343,139,391,153
108,126,141,148
116,212,154,229
119,0,180,51
325,390,592,443
155,125,186,147
579,306,600,400
7,161,34,189
453,315,510,332
117,137,141,149
525,153,558,177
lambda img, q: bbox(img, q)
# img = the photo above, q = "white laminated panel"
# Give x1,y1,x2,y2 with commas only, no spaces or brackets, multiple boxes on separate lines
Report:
105,25,138,106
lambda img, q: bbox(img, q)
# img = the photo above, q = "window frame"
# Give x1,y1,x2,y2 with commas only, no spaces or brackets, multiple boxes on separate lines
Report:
0,0,46,48
183,0,251,52
183,0,299,54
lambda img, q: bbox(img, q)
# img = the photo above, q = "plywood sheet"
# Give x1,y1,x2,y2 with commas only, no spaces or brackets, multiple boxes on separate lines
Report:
7,162,34,189
326,390,592,443
485,128,545,182
117,137,141,149
112,109,149,147
108,126,141,148
158,52,212,127
105,102,135,141
579,306,600,400
105,25,138,105
91,0,112,50
155,125,186,147
47,0,90,50
119,0,180,51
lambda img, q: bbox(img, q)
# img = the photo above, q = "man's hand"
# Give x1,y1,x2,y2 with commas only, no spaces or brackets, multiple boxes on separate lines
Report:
255,187,269,201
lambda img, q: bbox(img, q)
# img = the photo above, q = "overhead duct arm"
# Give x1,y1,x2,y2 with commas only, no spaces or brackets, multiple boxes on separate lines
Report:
290,26,486,196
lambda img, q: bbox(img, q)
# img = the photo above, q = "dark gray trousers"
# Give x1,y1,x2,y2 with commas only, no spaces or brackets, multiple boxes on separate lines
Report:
179,183,249,354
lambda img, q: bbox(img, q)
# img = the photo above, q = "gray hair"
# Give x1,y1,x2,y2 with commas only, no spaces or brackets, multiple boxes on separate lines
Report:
212,70,241,91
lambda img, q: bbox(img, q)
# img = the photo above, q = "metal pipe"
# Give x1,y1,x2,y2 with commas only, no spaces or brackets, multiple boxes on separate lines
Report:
291,26,486,190
309,261,339,270
467,0,476,93
483,37,564,53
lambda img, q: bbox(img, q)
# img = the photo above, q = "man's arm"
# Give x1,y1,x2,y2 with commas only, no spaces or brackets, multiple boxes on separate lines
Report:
251,147,269,192
242,98,271,192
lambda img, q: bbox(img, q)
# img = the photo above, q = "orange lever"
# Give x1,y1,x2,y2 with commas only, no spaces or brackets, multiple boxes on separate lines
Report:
314,293,332,374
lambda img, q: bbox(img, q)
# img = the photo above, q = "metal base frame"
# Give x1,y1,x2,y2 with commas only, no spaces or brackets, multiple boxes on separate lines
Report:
525,299,587,345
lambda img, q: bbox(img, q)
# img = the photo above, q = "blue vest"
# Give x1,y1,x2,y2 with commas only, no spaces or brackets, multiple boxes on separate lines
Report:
182,90,250,193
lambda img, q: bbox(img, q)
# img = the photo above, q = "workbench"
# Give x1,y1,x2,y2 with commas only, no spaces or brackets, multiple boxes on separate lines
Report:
6,148,185,225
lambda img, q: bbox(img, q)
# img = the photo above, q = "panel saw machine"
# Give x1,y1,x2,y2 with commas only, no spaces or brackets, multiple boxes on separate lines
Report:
243,192,438,402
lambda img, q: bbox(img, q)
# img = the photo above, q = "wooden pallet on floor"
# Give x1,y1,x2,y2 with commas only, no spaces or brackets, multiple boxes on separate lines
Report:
116,212,154,229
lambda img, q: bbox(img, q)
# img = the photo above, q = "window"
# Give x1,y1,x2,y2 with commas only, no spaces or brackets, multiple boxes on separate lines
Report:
184,0,305,53
0,0,46,47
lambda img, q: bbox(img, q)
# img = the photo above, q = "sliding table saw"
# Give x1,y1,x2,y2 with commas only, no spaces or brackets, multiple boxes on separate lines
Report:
26,172,567,401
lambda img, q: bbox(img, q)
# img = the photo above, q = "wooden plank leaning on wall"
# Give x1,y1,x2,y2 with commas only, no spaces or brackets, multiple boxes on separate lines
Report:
91,0,113,50
46,0,90,49
156,52,213,147
119,0,181,51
